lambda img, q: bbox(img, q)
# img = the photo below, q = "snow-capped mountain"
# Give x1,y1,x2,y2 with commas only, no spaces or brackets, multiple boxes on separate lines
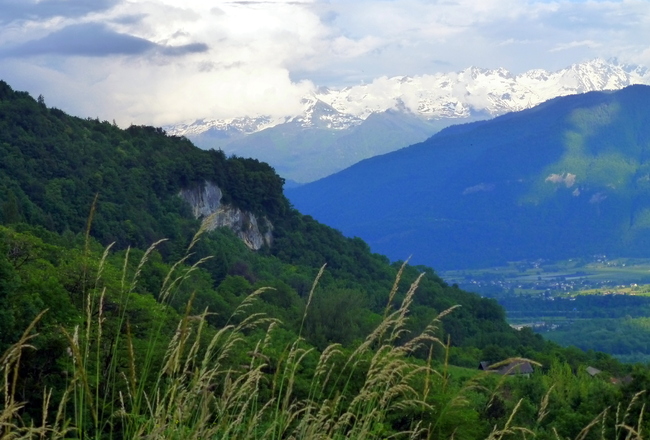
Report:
169,115,283,138
315,58,650,120
168,96,364,144
289,96,364,130
166,59,650,184
168,59,650,139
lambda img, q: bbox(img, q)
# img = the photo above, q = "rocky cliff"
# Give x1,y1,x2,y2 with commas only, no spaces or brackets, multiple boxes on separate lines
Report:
179,182,273,250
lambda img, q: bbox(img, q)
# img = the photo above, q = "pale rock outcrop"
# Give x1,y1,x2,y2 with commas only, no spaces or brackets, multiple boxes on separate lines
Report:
179,182,273,250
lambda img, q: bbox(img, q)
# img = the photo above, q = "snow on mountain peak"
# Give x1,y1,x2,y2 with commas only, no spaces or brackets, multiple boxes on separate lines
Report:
167,59,650,138
288,97,363,130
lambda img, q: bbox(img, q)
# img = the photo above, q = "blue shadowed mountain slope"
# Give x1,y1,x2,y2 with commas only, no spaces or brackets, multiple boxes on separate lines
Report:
286,85,650,269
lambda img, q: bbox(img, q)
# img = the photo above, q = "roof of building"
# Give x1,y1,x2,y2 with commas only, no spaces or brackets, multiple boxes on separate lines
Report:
497,361,534,376
478,360,534,375
478,361,491,370
586,366,602,377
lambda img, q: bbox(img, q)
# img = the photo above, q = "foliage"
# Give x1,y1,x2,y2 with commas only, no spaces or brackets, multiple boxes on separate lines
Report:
0,81,647,439
0,233,644,440
0,80,286,255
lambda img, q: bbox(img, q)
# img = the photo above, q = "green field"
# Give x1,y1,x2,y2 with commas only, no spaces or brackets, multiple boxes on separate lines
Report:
442,257,650,363
442,257,650,297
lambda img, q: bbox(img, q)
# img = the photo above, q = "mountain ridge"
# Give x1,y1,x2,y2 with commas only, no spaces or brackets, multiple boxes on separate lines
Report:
286,85,650,270
166,59,650,183
0,78,645,440
168,58,650,138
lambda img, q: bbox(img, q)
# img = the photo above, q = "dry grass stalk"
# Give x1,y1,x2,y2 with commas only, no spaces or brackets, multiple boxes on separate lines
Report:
9,233,648,440
384,259,409,318
575,408,608,440
537,384,555,424
485,399,535,440
484,357,542,411
299,263,326,339
1,310,49,439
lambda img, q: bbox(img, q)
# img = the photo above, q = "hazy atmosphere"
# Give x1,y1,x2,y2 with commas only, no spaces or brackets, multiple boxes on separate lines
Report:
7,1,650,437
1,0,649,125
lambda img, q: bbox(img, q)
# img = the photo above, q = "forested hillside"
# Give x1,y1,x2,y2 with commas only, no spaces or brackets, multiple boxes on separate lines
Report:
1,80,649,439
0,78,547,369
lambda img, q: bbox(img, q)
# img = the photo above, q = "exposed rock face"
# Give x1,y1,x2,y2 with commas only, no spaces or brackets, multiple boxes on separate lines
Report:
180,182,223,218
179,182,272,250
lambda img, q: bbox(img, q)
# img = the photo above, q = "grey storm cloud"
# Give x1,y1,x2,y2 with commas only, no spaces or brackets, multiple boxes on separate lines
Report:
0,0,119,24
1,22,209,58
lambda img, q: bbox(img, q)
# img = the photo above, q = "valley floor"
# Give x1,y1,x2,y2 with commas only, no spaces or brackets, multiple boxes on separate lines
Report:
443,257,650,363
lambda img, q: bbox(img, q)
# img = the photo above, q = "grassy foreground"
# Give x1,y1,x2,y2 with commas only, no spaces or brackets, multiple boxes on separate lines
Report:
0,228,647,439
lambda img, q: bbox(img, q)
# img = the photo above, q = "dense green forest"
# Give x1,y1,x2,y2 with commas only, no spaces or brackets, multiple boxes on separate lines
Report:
1,80,650,438
501,294,650,360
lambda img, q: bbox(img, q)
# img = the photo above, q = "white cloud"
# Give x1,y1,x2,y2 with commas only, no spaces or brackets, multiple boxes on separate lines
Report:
0,0,649,125
0,0,327,125
550,40,602,53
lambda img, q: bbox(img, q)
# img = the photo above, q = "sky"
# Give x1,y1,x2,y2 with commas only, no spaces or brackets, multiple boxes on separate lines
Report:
0,0,649,126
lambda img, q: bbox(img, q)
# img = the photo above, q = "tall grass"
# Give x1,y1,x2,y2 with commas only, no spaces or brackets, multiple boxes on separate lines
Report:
1,227,647,439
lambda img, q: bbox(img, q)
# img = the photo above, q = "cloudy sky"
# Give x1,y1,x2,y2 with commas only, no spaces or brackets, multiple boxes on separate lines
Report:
0,0,649,126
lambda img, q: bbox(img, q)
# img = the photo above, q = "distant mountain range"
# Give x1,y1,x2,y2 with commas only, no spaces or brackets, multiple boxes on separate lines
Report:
286,85,650,270
168,59,650,183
